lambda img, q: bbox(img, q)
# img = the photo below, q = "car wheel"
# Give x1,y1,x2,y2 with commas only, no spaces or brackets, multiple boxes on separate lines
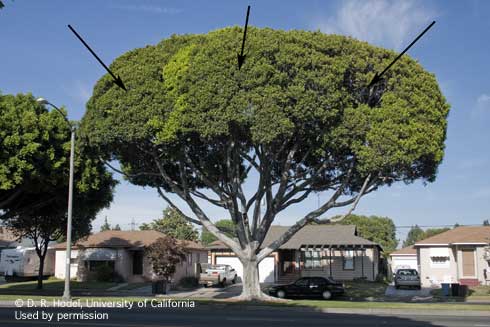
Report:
322,290,332,300
203,284,208,288
276,290,286,299
395,285,399,289
232,275,237,284
220,279,226,287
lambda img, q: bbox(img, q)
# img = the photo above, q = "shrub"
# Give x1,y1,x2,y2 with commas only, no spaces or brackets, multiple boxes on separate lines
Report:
178,276,198,289
95,265,113,282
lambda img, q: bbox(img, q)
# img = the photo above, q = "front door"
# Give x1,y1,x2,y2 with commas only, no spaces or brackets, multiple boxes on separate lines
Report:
132,251,143,275
462,249,475,277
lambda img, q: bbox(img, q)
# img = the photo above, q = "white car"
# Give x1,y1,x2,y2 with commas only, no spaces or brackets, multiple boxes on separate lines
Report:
199,264,238,287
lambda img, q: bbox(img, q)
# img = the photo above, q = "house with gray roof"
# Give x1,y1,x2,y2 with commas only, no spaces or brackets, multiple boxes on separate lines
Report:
207,225,382,284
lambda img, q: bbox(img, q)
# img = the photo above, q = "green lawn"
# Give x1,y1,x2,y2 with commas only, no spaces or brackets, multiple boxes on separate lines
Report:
0,295,488,311
342,280,388,299
0,278,117,294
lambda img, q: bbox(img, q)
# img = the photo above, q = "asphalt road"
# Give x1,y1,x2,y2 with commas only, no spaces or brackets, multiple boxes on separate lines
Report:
0,306,489,327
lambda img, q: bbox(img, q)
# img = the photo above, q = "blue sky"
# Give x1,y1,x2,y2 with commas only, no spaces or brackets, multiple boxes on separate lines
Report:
1,0,489,243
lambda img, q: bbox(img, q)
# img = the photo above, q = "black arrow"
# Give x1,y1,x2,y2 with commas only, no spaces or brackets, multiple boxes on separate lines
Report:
67,24,127,91
368,20,436,88
237,5,251,70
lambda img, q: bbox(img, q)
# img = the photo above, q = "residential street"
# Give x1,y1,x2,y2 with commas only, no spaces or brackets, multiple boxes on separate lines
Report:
0,306,489,327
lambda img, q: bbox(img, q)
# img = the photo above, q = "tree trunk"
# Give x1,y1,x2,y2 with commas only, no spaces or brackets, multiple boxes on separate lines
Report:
37,255,45,290
237,257,277,301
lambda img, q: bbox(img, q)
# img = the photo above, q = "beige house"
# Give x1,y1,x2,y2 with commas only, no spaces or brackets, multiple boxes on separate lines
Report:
414,226,490,287
54,230,207,284
208,225,382,283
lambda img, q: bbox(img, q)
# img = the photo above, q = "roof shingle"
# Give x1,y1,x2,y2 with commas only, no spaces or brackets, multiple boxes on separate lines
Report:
415,226,490,246
54,230,205,250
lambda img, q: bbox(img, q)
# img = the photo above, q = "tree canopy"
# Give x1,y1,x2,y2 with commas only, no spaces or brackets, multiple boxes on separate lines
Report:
81,27,449,299
140,206,198,241
335,214,398,253
402,225,450,247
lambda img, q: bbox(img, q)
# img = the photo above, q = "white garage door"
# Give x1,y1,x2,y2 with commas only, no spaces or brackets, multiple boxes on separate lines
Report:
215,256,275,283
392,256,418,272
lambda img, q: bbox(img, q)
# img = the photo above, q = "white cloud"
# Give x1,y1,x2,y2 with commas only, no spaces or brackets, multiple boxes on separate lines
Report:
110,4,182,15
315,0,436,50
64,80,91,104
472,93,490,118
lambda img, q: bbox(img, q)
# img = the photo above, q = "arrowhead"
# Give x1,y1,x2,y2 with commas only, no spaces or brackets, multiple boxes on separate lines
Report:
368,73,380,88
114,75,127,91
237,53,246,70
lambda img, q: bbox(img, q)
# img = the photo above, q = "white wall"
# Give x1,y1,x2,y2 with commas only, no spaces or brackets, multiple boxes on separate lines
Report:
391,255,418,272
55,250,78,279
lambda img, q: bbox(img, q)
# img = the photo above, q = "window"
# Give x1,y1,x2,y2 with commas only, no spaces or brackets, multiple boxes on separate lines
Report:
88,260,114,272
343,250,355,270
294,278,309,287
310,277,327,287
430,256,449,268
304,251,322,269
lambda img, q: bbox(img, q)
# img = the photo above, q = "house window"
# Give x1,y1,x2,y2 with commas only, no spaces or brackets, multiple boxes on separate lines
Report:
304,251,322,269
87,260,114,272
430,256,449,268
343,250,355,270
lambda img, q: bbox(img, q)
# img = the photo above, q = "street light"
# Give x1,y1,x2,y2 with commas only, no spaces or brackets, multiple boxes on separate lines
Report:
36,97,75,301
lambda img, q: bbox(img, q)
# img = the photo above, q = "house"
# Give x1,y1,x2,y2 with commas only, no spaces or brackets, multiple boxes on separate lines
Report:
389,245,417,273
54,230,208,284
207,225,382,284
414,226,490,287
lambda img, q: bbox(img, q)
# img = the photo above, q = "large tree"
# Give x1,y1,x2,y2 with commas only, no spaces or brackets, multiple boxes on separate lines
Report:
140,206,198,241
336,214,398,253
0,93,116,289
81,27,449,300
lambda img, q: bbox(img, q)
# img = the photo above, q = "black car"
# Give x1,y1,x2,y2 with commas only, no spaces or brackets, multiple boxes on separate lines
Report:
268,277,344,300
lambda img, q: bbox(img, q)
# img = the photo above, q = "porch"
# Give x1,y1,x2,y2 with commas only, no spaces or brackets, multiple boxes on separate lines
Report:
277,244,380,283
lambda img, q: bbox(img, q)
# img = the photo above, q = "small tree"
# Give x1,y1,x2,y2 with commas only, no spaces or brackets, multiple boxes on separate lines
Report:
0,93,116,289
100,217,111,231
483,220,489,226
147,236,187,292
140,207,198,241
403,225,425,247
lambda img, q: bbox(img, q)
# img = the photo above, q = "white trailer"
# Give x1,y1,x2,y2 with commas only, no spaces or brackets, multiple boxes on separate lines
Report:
0,246,55,281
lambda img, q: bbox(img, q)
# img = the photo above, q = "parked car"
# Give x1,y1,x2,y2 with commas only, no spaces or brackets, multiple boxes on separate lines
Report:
394,269,421,289
268,277,344,300
198,264,237,287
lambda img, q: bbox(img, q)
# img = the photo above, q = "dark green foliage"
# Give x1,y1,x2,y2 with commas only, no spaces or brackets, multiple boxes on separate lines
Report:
81,27,449,195
139,207,198,241
403,225,450,247
0,92,117,289
95,264,114,282
200,219,236,245
336,214,398,253
403,225,425,247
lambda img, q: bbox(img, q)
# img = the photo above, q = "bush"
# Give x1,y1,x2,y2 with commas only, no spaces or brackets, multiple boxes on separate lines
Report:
178,276,198,289
95,265,113,282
